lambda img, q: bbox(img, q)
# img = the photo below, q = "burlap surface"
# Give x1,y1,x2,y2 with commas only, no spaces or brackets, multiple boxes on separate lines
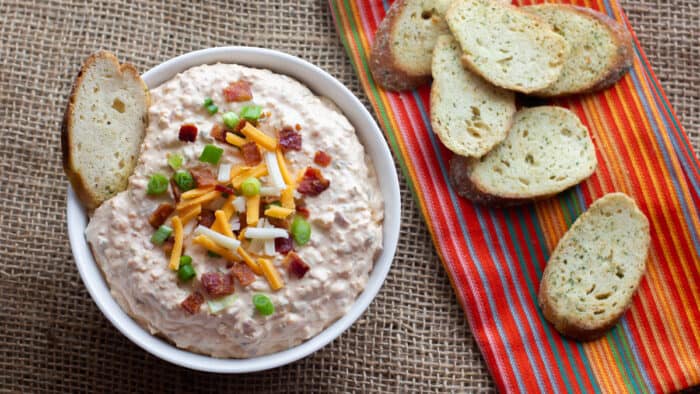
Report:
0,1,696,392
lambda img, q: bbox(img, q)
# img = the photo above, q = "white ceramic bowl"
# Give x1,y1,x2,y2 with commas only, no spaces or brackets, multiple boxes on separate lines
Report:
66,47,400,373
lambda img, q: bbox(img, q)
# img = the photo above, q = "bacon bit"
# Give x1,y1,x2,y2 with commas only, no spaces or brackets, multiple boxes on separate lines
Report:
268,217,290,230
234,120,247,133
148,203,175,228
278,127,302,152
178,123,198,142
210,123,227,143
284,252,310,279
237,212,248,231
241,142,262,166
190,165,217,187
223,80,253,102
294,123,302,131
197,209,216,228
231,263,256,286
162,236,175,255
181,292,204,314
215,184,235,195
170,179,182,203
297,167,330,196
296,206,310,219
201,273,235,297
314,151,332,167
275,236,294,255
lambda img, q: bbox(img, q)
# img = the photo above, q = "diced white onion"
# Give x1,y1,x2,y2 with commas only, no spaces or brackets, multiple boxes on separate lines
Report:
264,151,287,189
194,226,241,251
207,294,237,314
244,227,288,240
259,186,282,197
232,196,246,212
264,239,276,256
257,218,267,228
230,217,241,231
248,239,264,254
217,163,232,183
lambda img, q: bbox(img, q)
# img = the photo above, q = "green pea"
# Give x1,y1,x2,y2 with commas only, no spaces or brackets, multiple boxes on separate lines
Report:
252,294,274,316
147,173,169,195
291,216,311,245
240,177,261,197
173,170,195,191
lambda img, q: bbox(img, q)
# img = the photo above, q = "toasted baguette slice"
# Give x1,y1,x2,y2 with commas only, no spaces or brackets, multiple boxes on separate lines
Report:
539,193,650,341
445,0,569,93
62,51,150,211
370,0,452,91
523,4,633,97
449,106,596,205
430,35,516,158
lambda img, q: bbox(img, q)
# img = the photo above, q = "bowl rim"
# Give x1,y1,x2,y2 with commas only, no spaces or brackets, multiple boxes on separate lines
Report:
66,46,400,373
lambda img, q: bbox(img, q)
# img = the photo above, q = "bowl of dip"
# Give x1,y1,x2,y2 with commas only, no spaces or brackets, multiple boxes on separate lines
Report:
66,46,400,372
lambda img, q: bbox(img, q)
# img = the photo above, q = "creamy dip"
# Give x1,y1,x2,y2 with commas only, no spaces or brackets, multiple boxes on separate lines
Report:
86,64,384,358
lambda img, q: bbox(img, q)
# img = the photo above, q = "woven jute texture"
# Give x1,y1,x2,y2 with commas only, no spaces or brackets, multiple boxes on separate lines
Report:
0,1,697,393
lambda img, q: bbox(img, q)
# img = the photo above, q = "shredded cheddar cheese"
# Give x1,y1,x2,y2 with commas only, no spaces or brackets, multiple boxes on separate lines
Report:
179,204,202,225
236,247,263,275
176,190,220,211
258,258,284,290
225,133,247,148
276,149,293,185
229,165,249,181
213,210,234,237
232,162,268,188
222,194,236,220
246,194,260,226
192,234,240,262
264,205,294,219
169,216,184,271
281,186,295,209
241,123,277,151
181,186,215,200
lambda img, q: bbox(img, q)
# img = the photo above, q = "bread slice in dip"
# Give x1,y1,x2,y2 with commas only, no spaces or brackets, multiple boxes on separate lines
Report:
539,193,650,341
62,51,150,211
448,106,597,206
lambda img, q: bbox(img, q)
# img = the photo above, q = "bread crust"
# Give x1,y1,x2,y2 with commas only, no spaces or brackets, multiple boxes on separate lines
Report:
527,5,634,98
369,0,433,91
61,51,150,211
538,193,650,341
448,155,554,207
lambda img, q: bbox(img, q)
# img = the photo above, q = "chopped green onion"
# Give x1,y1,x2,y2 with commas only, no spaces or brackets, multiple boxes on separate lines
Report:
207,251,221,258
208,294,237,314
173,170,195,191
203,97,214,107
240,177,261,197
151,225,172,245
252,294,274,316
291,216,311,245
167,153,184,170
178,260,196,281
223,111,240,129
147,173,169,195
199,144,224,164
240,105,263,122
179,255,193,266
206,104,218,115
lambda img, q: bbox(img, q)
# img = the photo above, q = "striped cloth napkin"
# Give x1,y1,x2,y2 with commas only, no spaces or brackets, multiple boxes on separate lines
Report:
330,1,700,392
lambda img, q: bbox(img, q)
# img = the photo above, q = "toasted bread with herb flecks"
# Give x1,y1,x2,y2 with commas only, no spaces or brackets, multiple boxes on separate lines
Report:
430,35,516,158
523,4,633,97
539,193,650,341
448,106,596,205
62,51,150,211
370,0,453,91
445,0,569,93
